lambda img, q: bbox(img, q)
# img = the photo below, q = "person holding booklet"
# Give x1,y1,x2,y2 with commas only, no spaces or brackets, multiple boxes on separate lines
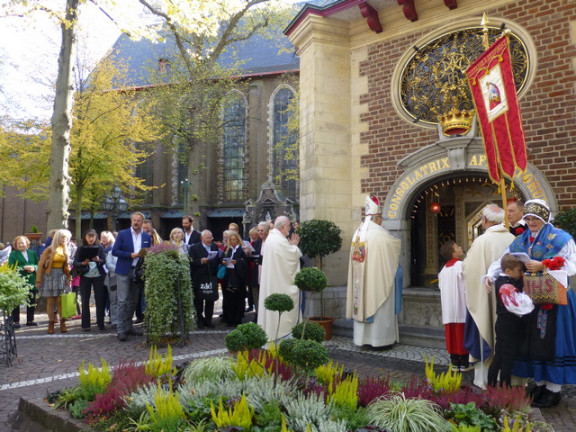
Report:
73,229,107,331
221,231,247,327
189,230,220,329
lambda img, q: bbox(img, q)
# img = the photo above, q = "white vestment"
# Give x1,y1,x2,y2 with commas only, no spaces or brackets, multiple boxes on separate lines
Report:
463,224,514,388
257,229,302,343
438,261,466,324
346,219,401,347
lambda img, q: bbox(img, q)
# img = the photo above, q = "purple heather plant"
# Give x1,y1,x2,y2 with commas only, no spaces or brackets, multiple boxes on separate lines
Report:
147,242,180,254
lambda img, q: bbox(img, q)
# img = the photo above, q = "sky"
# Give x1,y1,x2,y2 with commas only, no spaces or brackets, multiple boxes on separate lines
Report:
0,1,131,123
0,0,303,125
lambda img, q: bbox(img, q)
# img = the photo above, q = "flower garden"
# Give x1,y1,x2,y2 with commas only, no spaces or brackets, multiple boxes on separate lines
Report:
48,318,554,432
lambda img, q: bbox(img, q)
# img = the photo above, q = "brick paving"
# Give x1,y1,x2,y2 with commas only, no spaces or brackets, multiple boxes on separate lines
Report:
2,311,575,431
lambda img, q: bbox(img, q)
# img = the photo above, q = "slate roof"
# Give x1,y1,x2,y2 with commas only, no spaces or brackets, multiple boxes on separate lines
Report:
107,13,309,88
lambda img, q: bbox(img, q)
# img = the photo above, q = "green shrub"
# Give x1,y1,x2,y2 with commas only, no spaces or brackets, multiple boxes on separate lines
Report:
292,321,325,342
446,402,499,432
264,293,294,313
294,267,328,292
69,398,90,419
552,208,576,238
297,219,343,269
144,245,194,343
290,339,329,372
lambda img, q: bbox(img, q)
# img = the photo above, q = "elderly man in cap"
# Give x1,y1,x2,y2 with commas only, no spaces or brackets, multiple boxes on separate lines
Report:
347,195,402,349
463,204,515,388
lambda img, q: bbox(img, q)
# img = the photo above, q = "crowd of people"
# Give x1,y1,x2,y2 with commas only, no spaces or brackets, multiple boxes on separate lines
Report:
438,199,576,408
8,213,285,343
9,197,576,407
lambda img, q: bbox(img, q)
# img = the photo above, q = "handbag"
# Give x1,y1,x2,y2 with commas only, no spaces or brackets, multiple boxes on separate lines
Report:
60,292,77,319
523,270,568,305
197,276,219,301
217,264,227,279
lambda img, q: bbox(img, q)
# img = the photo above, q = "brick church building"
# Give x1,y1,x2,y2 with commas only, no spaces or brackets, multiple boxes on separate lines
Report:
284,0,576,335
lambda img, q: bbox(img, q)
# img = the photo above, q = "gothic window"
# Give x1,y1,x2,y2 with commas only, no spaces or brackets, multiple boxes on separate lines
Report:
223,92,246,202
135,147,153,202
272,87,298,201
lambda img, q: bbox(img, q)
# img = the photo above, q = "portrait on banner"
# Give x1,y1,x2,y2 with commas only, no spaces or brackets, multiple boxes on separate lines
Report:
480,65,508,122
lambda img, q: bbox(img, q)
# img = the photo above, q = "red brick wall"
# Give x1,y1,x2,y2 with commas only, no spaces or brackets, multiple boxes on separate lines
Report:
359,0,576,209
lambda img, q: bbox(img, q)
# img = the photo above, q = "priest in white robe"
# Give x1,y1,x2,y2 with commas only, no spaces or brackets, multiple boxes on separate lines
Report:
463,204,515,388
258,215,302,344
347,195,401,348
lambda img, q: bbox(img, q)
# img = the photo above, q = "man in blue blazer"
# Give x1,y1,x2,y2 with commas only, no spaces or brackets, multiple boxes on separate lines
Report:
112,212,152,341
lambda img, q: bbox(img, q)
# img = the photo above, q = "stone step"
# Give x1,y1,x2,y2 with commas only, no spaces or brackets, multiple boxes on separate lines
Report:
332,319,445,349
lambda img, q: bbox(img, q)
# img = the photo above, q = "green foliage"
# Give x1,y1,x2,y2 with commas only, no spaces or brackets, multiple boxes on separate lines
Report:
78,358,112,401
446,402,499,432
425,356,461,393
278,338,298,364
367,393,452,432
144,247,194,343
315,360,344,389
226,323,269,353
552,208,576,239
289,340,329,372
145,345,176,378
264,293,294,313
297,220,343,267
0,262,31,311
211,394,254,430
292,321,325,342
329,375,359,410
294,267,328,293
146,381,186,432
254,400,284,430
69,398,90,419
451,425,482,432
54,387,84,410
182,356,236,384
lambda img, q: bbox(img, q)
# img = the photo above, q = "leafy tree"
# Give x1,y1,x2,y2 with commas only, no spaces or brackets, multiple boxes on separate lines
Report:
68,57,163,239
2,0,292,228
134,0,293,214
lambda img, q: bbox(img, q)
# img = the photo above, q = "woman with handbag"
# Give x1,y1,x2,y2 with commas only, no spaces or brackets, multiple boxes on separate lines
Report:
485,199,576,407
9,236,38,327
221,231,247,327
35,229,72,334
73,229,107,331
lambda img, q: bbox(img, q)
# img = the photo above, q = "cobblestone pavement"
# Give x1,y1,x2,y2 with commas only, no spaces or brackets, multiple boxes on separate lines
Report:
2,311,575,431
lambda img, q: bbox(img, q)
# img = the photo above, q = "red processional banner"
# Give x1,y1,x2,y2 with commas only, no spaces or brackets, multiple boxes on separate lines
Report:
465,36,527,183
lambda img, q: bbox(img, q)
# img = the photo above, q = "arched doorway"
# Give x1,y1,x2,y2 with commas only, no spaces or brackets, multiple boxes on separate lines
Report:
381,137,557,289
408,173,524,287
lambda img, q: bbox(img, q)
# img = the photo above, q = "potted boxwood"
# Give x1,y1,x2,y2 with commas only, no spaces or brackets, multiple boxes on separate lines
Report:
296,219,342,339
297,219,343,270
294,266,334,339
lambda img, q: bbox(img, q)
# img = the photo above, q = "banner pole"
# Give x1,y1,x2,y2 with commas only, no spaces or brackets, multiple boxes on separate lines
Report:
481,13,510,227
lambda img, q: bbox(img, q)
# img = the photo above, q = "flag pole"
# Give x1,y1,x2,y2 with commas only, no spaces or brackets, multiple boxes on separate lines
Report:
481,13,510,228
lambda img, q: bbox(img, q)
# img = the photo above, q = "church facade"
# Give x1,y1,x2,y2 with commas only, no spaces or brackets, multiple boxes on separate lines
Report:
285,0,576,333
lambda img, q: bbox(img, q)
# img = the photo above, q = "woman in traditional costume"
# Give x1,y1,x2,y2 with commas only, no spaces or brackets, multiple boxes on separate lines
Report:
486,199,576,407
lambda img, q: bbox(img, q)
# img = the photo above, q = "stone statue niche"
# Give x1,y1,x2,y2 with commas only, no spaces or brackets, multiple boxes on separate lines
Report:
242,181,297,236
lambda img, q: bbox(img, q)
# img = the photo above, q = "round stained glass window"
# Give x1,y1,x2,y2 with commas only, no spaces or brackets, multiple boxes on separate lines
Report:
398,26,530,126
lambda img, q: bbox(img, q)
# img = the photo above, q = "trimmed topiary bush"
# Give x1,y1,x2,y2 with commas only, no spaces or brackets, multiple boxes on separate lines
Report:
292,321,325,342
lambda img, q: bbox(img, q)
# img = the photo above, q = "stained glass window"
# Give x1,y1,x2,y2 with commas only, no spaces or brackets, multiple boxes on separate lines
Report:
272,87,298,201
223,92,246,201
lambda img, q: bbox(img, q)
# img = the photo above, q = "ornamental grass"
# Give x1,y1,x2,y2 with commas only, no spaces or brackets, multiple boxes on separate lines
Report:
54,330,546,432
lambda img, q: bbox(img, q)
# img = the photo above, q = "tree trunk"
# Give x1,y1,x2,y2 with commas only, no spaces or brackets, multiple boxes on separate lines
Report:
46,0,78,231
